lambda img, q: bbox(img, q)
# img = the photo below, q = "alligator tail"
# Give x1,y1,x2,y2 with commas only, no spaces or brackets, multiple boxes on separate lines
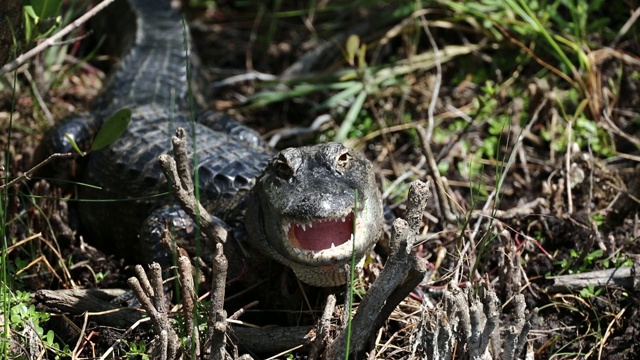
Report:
94,0,193,114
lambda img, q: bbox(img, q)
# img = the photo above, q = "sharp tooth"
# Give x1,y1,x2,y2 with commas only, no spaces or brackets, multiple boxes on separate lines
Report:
308,223,313,229
331,242,336,248
341,217,346,222
301,224,306,231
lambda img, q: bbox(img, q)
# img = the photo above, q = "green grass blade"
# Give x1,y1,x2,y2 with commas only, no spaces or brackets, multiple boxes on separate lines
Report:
335,90,367,143
505,0,578,76
345,188,358,359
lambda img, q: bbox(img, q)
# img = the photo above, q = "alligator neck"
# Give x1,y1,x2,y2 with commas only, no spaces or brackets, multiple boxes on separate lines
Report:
95,0,193,113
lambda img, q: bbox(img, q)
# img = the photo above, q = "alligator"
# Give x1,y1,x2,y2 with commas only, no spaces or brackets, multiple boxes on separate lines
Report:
37,0,383,287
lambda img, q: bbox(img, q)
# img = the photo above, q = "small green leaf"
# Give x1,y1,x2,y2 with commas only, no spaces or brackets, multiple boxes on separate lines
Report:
346,35,360,66
579,287,591,298
46,330,55,344
23,5,39,22
91,108,131,151
64,133,85,156
357,44,367,70
30,0,63,20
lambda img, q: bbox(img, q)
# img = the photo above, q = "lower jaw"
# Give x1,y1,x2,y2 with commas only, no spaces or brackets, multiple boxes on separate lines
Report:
287,255,367,287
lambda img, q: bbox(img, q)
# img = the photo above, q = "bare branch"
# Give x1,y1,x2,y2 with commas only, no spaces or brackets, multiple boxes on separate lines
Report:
0,152,73,190
128,265,180,359
420,281,535,360
309,294,337,360
0,0,117,76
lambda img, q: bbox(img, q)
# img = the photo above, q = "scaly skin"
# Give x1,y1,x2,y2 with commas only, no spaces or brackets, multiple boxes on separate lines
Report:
38,0,384,286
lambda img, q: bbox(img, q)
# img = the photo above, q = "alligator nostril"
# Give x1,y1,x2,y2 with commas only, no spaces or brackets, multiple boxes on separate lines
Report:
337,150,350,167
273,155,294,180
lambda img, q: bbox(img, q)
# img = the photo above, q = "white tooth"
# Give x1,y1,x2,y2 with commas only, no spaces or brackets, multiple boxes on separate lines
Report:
341,217,345,222
308,223,313,229
331,242,336,248
349,233,355,242
301,224,306,231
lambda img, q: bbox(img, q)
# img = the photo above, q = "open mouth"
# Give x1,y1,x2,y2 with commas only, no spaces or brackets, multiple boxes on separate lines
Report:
285,212,355,252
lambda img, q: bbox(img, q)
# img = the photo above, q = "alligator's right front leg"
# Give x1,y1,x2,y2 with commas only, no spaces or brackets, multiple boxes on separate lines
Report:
34,113,100,181
139,204,249,280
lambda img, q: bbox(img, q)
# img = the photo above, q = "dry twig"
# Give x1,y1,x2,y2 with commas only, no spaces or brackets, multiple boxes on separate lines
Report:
178,255,201,357
547,264,640,293
158,128,228,245
0,152,73,190
416,126,457,222
309,294,337,360
128,264,180,359
34,288,141,328
419,281,536,360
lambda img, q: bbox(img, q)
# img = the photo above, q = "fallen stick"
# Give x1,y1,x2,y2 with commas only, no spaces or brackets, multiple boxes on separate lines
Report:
547,265,639,293
34,288,141,328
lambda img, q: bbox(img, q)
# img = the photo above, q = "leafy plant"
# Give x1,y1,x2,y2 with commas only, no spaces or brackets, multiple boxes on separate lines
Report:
440,0,627,158
23,0,63,44
601,254,633,270
556,249,604,274
4,290,72,358
579,284,603,299
246,29,481,144
124,340,150,359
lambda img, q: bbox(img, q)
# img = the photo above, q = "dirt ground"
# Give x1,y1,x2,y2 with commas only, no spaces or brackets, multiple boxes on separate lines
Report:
1,1,640,359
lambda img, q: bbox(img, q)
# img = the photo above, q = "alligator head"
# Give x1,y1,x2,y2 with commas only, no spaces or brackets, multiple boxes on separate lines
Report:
246,142,383,287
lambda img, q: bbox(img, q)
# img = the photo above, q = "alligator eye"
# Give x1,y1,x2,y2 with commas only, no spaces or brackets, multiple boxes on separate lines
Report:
273,156,294,180
337,149,351,169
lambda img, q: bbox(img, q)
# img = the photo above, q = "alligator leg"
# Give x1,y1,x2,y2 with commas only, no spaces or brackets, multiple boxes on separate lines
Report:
34,113,100,181
139,204,227,267
139,204,250,278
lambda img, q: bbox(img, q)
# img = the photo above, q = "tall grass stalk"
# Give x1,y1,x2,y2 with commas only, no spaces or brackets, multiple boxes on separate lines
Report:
1,59,19,358
344,189,358,359
183,16,201,357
